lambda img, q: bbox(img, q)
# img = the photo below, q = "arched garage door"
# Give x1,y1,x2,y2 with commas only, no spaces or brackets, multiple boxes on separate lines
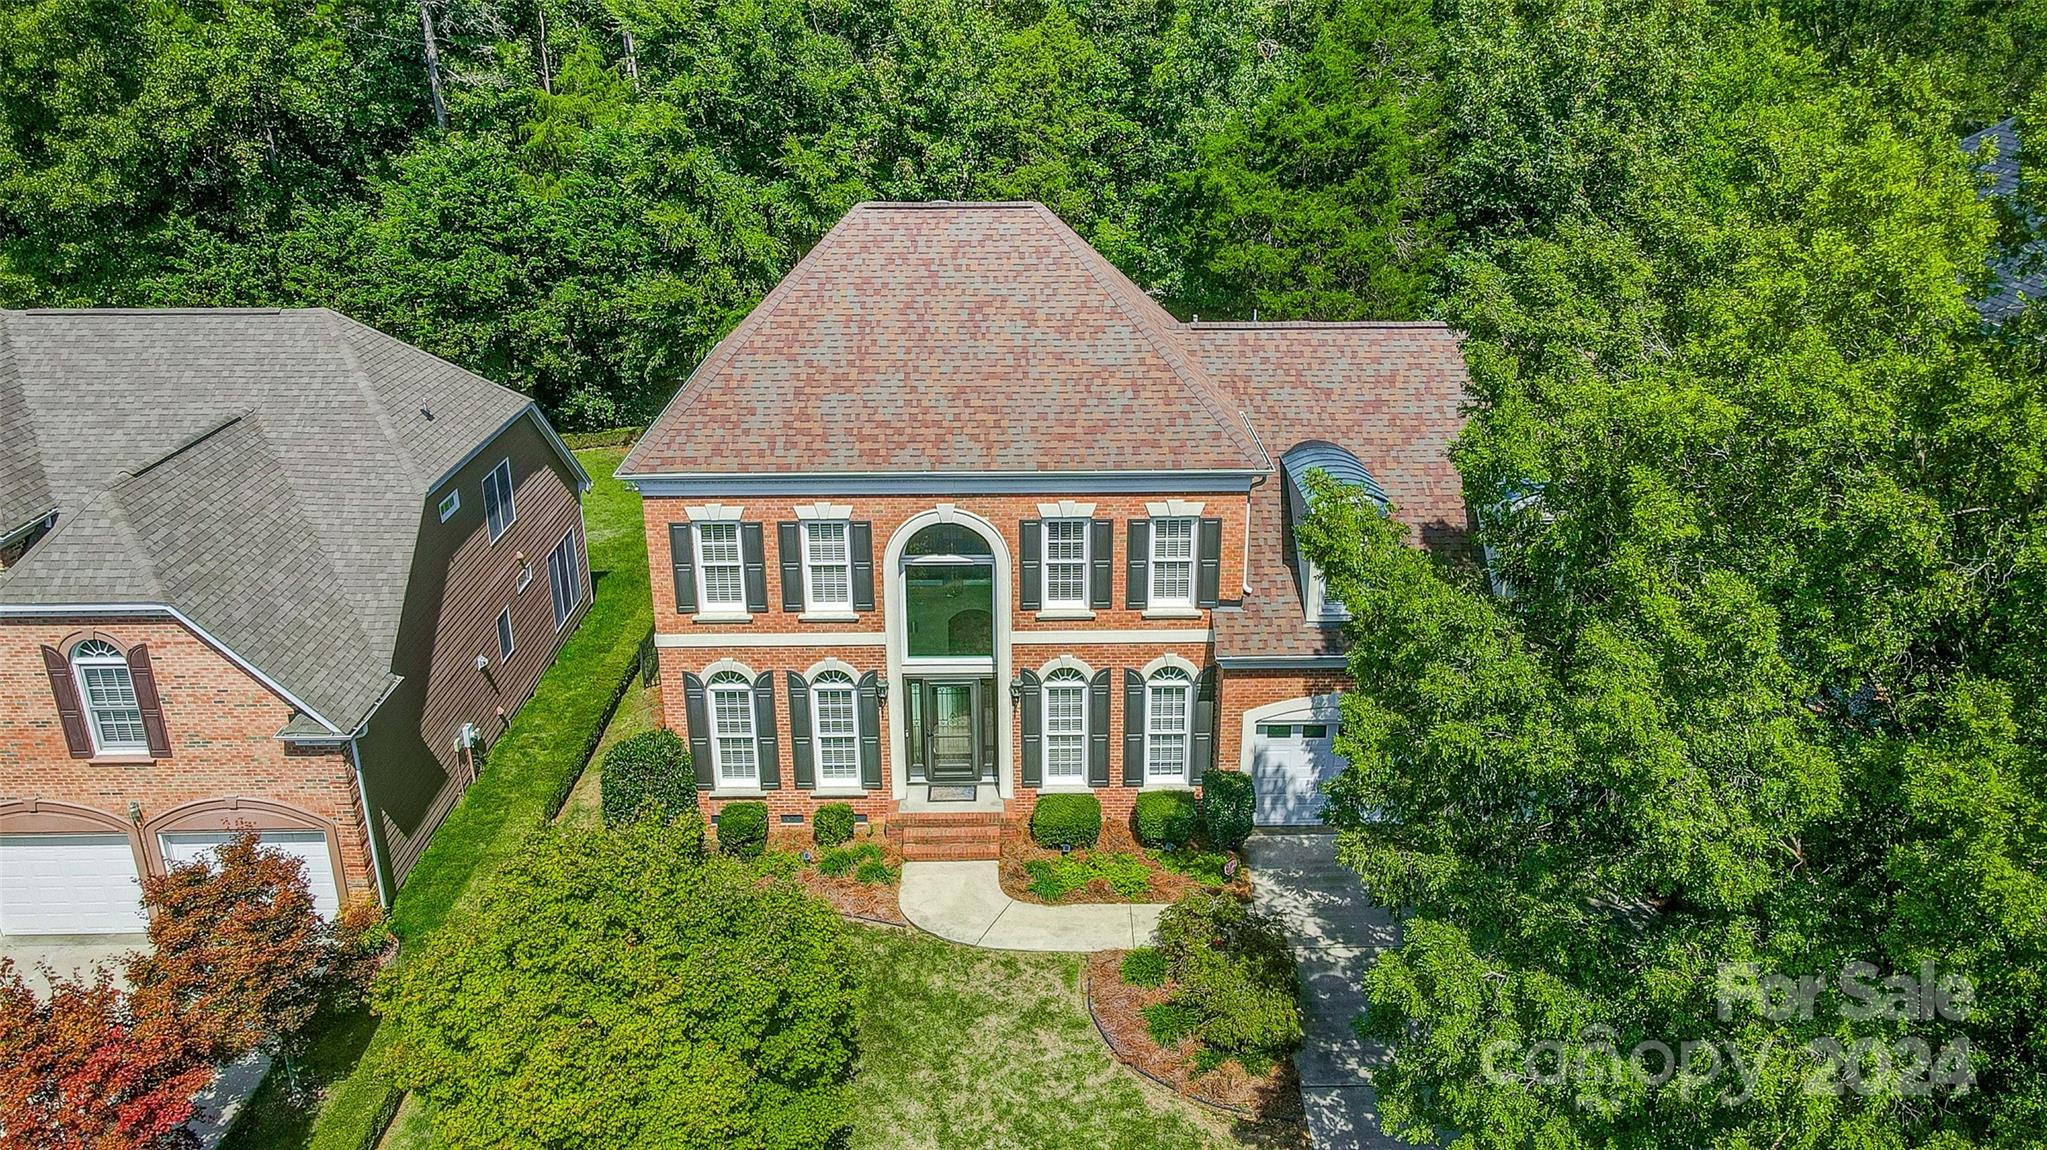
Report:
1244,695,1348,827
0,833,148,935
160,830,340,919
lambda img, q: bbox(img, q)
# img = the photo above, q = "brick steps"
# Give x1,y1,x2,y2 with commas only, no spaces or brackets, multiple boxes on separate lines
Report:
886,811,1007,861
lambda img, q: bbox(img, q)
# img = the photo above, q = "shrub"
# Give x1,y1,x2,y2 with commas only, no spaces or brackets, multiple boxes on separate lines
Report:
1141,1000,1203,1047
1030,793,1102,849
1200,770,1255,850
813,802,856,847
600,729,696,827
818,842,891,883
1152,890,1302,1066
853,858,896,885
1024,852,1151,901
1121,947,1168,988
715,801,768,859
1133,790,1201,848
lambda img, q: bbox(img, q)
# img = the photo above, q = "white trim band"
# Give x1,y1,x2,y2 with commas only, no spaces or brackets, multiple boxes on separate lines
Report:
655,631,887,648
1012,628,1211,646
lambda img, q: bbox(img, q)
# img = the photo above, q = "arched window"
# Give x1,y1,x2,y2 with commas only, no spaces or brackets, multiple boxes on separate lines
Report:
72,639,146,755
1144,666,1193,784
810,670,860,786
1042,667,1088,784
707,670,758,786
902,522,995,659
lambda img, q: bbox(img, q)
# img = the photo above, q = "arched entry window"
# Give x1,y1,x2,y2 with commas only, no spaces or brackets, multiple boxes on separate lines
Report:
902,523,995,659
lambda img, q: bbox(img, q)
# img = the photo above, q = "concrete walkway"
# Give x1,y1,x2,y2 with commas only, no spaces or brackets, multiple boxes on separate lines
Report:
1246,832,1403,1150
898,860,1167,951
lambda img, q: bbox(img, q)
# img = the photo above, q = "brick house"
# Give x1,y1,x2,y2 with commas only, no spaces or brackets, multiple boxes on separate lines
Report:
618,202,1469,858
0,308,591,934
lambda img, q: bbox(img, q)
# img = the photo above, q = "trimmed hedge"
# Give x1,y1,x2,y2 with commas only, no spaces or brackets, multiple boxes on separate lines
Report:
600,729,696,826
716,801,769,859
1030,793,1102,849
1200,770,1255,850
813,802,856,847
1154,890,1301,1067
1133,790,1200,848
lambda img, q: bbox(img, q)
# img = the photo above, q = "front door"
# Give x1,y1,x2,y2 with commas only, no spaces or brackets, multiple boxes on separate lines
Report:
909,678,987,783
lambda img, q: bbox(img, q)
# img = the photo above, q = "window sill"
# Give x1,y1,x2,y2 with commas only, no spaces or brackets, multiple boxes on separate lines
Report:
709,788,767,799
799,610,860,623
1141,607,1202,620
1034,608,1095,621
812,787,867,797
1140,781,1195,792
1036,782,1094,794
692,611,753,624
89,754,156,766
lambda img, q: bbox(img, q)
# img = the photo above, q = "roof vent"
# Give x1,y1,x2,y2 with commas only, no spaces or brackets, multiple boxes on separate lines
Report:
421,406,435,420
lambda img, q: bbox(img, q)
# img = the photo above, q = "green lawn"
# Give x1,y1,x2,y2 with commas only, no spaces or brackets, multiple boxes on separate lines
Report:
223,448,650,1150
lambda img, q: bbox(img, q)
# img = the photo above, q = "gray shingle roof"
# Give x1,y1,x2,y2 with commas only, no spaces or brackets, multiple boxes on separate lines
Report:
1964,118,2045,321
0,308,575,732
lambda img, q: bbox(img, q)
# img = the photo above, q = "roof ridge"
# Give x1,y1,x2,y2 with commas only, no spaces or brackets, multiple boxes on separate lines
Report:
129,412,248,477
318,309,430,488
1188,320,1454,330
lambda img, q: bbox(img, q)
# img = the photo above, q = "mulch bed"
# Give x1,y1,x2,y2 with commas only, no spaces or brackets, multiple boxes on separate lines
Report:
998,824,1254,905
769,830,911,927
1084,951,1308,1143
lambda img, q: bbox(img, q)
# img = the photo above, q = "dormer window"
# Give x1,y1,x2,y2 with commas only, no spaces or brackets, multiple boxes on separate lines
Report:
1280,441,1386,625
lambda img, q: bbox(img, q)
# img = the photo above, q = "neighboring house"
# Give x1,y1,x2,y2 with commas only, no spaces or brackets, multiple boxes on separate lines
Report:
617,202,1468,857
0,308,592,935
1964,117,2045,322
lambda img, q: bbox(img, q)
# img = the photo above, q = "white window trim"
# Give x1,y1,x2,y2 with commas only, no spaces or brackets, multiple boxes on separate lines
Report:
794,501,854,520
1040,667,1090,787
1041,517,1091,611
809,670,862,788
801,520,855,614
1143,666,1195,785
693,520,747,614
1147,517,1197,608
483,458,516,543
706,670,761,788
547,531,583,631
1144,499,1205,518
1304,558,1350,623
437,489,460,522
496,607,516,662
72,639,147,756
1036,500,1097,519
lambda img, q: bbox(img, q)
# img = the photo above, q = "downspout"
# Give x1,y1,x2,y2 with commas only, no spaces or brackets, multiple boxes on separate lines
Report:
1239,411,1272,598
348,739,394,908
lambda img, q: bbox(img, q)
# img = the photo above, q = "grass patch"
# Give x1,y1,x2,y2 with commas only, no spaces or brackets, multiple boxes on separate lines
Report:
555,680,657,829
1147,846,1233,886
1025,851,1153,900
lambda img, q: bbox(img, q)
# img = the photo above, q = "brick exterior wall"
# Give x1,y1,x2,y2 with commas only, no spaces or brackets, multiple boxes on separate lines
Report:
0,616,376,907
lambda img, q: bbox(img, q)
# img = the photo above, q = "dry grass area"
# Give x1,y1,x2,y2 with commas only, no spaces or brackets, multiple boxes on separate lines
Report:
771,829,910,926
999,824,1254,905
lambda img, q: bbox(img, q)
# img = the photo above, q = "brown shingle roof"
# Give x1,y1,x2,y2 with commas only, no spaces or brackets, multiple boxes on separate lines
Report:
620,203,1268,477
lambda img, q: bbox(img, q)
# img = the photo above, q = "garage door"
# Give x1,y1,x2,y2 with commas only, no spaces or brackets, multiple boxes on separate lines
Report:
1251,721,1347,826
160,830,339,919
0,834,148,935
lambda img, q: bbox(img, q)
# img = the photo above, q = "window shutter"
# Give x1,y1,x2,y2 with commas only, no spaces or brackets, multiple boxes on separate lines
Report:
1197,518,1223,608
786,672,815,789
1018,669,1042,787
856,671,882,789
127,644,172,758
40,645,92,758
777,523,805,612
682,672,714,789
1126,520,1150,609
1089,519,1113,609
753,671,780,789
741,523,769,613
1190,666,1218,784
1088,669,1111,786
1019,520,1042,611
669,524,696,613
850,522,875,611
1123,669,1146,786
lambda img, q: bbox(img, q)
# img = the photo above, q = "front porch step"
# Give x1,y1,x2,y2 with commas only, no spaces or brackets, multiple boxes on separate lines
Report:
900,840,1002,861
887,812,1005,861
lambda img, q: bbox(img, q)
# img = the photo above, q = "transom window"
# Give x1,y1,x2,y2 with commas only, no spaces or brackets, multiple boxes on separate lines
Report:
1145,666,1192,783
811,671,860,785
72,639,146,754
694,522,745,610
1149,518,1195,606
803,521,853,611
1044,519,1089,607
483,459,516,542
708,671,758,786
903,522,995,659
1043,667,1088,783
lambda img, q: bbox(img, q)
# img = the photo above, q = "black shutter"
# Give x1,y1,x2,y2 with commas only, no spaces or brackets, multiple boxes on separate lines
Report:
41,645,92,758
857,671,882,789
1088,669,1111,786
669,524,696,613
1197,518,1223,608
1126,520,1150,609
741,523,769,613
1123,669,1146,786
1090,519,1113,610
778,522,805,612
127,644,171,759
787,672,815,789
682,672,714,788
753,671,780,788
851,522,875,611
1019,520,1042,611
1018,669,1042,787
1191,666,1218,783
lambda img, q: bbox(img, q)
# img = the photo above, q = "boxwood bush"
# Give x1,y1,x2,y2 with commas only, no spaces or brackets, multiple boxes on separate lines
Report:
1199,769,1255,850
1133,790,1201,848
599,729,696,827
715,801,769,859
1030,793,1102,849
813,802,857,847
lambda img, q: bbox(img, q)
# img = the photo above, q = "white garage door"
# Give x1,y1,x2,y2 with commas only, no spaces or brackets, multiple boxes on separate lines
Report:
1251,721,1348,826
160,830,339,919
0,834,148,935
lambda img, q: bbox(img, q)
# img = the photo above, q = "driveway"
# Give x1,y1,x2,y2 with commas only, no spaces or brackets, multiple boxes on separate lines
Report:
1247,832,1403,1149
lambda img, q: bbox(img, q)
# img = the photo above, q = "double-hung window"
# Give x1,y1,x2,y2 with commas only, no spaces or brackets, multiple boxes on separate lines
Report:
1042,668,1088,784
482,459,516,542
694,521,746,611
802,521,853,612
1043,519,1089,608
811,671,860,786
708,671,758,786
496,607,516,662
1145,667,1192,783
1148,518,1195,606
72,639,146,755
547,531,582,630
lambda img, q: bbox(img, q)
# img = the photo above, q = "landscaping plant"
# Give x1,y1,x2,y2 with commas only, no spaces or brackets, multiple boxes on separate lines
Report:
812,801,857,847
600,728,697,826
1150,891,1302,1070
1132,790,1200,849
1025,852,1151,901
1120,947,1168,989
715,800,769,859
1028,792,1102,849
1196,770,1254,851
818,842,896,885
